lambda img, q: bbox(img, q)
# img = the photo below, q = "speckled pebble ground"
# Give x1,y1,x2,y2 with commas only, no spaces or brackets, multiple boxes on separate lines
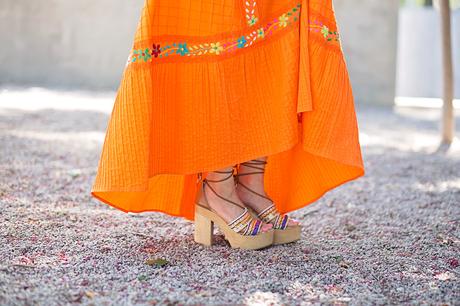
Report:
0,90,459,305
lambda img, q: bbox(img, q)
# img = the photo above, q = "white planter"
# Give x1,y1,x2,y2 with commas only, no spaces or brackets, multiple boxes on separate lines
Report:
396,7,460,99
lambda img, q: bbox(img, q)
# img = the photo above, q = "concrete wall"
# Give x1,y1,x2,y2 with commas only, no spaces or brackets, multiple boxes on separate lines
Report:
0,0,399,105
334,0,400,105
396,8,460,98
0,0,144,90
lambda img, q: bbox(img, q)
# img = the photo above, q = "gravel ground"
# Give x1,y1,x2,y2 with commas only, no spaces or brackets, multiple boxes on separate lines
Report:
0,90,459,305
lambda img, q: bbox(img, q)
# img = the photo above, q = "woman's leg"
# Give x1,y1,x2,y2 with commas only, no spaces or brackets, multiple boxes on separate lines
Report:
198,165,272,232
235,156,299,227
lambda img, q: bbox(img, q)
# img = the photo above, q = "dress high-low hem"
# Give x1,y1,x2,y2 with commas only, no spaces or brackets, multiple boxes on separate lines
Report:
91,0,365,221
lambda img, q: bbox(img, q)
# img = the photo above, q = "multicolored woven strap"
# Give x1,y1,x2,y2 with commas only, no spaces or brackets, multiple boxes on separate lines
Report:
228,208,264,236
199,168,264,236
257,204,290,230
234,159,291,230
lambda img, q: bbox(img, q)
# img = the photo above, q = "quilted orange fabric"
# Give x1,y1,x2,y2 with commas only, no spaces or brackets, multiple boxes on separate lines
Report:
91,0,365,220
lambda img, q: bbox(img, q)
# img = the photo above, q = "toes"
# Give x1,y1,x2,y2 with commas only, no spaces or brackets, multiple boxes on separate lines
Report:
260,223,273,232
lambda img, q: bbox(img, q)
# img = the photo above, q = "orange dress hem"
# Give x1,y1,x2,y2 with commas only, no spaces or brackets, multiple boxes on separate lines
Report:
91,0,365,221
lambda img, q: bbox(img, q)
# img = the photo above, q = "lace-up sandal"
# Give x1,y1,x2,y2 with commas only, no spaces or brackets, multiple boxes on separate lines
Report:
235,159,301,245
194,168,274,250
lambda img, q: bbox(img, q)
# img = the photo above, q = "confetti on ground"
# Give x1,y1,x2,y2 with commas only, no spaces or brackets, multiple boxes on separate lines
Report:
0,93,459,305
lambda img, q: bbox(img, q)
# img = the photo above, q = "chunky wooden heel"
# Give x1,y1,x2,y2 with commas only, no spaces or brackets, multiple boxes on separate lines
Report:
194,211,214,246
235,159,302,245
193,168,274,250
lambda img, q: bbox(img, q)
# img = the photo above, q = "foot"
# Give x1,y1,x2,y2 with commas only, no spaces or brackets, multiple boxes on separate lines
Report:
235,158,299,228
198,166,272,233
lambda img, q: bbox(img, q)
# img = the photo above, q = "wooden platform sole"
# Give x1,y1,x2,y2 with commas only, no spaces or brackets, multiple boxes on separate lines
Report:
246,206,301,245
194,204,274,250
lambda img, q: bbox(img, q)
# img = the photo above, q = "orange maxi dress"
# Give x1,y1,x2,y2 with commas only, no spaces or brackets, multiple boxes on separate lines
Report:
91,0,365,221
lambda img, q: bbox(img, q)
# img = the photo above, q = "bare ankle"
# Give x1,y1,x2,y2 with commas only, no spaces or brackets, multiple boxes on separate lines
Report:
236,157,266,187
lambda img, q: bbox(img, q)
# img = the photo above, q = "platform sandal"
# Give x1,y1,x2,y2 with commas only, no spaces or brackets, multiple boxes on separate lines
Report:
194,168,274,250
234,159,301,245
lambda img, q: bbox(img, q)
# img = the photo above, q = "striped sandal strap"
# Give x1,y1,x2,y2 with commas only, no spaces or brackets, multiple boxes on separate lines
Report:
257,204,290,230
228,209,264,236
235,159,290,230
199,167,263,236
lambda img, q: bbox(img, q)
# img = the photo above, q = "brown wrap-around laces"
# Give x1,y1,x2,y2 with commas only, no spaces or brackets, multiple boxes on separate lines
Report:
234,159,291,230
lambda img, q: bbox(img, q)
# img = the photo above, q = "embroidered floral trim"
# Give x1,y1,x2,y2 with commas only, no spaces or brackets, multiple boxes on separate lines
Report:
127,4,340,64
128,4,301,63
245,0,259,26
309,21,340,42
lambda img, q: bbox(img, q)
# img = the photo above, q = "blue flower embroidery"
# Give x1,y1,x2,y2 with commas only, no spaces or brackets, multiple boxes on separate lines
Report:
131,50,139,62
176,43,189,56
237,36,247,48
